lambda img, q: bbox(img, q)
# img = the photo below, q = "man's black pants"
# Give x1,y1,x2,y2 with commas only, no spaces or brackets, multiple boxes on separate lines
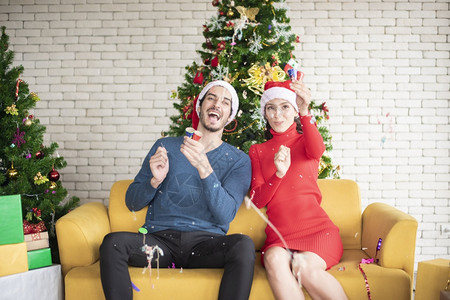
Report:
100,230,255,300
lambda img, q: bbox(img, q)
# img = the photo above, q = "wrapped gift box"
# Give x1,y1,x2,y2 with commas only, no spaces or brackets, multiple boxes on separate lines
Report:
0,194,24,245
27,248,52,270
24,231,49,251
0,242,28,276
0,264,63,300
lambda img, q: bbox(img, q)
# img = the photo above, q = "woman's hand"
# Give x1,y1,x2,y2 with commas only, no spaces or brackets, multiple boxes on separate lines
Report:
290,79,311,116
274,145,291,178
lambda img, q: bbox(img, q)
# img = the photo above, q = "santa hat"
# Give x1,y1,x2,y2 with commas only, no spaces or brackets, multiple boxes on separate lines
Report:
260,80,299,116
192,80,239,129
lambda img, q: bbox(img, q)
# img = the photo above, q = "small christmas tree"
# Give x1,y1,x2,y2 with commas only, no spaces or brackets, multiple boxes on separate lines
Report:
166,0,339,178
0,26,79,262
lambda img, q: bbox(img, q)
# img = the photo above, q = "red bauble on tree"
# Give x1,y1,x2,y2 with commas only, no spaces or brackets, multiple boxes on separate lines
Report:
48,167,60,182
35,150,43,159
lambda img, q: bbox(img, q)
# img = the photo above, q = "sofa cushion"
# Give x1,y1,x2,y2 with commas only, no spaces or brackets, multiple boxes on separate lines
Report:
228,198,267,250
329,250,412,300
64,255,273,300
318,179,362,250
108,179,146,233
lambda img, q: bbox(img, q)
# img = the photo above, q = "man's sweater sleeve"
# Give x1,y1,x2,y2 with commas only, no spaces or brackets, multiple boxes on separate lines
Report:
202,153,251,226
125,144,160,211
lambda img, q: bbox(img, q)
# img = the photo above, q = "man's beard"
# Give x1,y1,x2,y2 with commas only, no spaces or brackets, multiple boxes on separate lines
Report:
198,111,226,133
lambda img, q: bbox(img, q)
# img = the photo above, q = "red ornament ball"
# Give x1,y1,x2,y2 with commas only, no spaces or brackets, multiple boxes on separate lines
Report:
35,150,44,159
48,168,60,182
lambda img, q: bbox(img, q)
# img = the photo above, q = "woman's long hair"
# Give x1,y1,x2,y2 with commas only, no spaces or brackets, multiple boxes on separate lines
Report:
264,117,303,140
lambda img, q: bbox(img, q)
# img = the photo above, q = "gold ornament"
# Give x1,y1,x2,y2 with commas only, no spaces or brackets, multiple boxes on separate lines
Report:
227,8,234,17
49,181,57,189
34,172,49,185
6,162,18,180
5,104,18,116
243,62,286,95
31,92,40,102
231,6,260,45
235,6,259,22
319,159,327,174
223,72,239,84
24,118,32,126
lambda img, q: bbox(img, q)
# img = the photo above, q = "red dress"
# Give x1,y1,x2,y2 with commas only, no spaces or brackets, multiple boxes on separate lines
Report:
249,115,343,268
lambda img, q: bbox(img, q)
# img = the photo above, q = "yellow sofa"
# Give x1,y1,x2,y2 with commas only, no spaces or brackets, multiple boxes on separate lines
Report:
56,179,418,300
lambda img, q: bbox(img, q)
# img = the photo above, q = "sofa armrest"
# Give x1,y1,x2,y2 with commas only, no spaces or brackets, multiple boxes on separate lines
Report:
56,202,111,276
361,202,418,280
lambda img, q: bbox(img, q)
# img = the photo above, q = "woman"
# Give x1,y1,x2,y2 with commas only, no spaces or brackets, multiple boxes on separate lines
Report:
249,78,347,300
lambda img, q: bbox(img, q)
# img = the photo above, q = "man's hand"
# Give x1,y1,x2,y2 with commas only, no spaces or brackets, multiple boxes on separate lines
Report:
290,79,311,116
274,145,291,178
180,136,213,179
149,146,169,188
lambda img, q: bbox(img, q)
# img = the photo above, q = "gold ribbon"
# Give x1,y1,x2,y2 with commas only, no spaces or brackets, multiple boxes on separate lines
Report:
243,62,286,95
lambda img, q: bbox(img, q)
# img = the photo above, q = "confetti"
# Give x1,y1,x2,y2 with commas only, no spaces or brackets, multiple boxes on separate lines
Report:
377,113,394,147
358,238,382,300
142,244,164,281
131,281,140,292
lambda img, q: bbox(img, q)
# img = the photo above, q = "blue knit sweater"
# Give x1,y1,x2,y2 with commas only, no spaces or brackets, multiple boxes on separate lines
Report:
125,136,251,235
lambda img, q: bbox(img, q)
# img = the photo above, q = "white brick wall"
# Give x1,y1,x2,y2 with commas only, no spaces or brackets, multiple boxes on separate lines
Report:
0,0,448,272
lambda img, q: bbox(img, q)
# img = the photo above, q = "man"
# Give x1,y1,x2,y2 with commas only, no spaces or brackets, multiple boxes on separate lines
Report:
99,80,255,300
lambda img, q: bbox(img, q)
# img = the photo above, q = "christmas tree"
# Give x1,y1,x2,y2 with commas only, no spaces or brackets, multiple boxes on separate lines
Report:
166,0,339,178
0,26,79,262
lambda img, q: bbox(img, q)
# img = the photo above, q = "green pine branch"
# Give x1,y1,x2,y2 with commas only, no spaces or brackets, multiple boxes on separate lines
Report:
0,26,79,263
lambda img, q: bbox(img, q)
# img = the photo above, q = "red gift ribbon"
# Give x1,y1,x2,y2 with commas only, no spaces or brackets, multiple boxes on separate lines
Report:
31,232,42,241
